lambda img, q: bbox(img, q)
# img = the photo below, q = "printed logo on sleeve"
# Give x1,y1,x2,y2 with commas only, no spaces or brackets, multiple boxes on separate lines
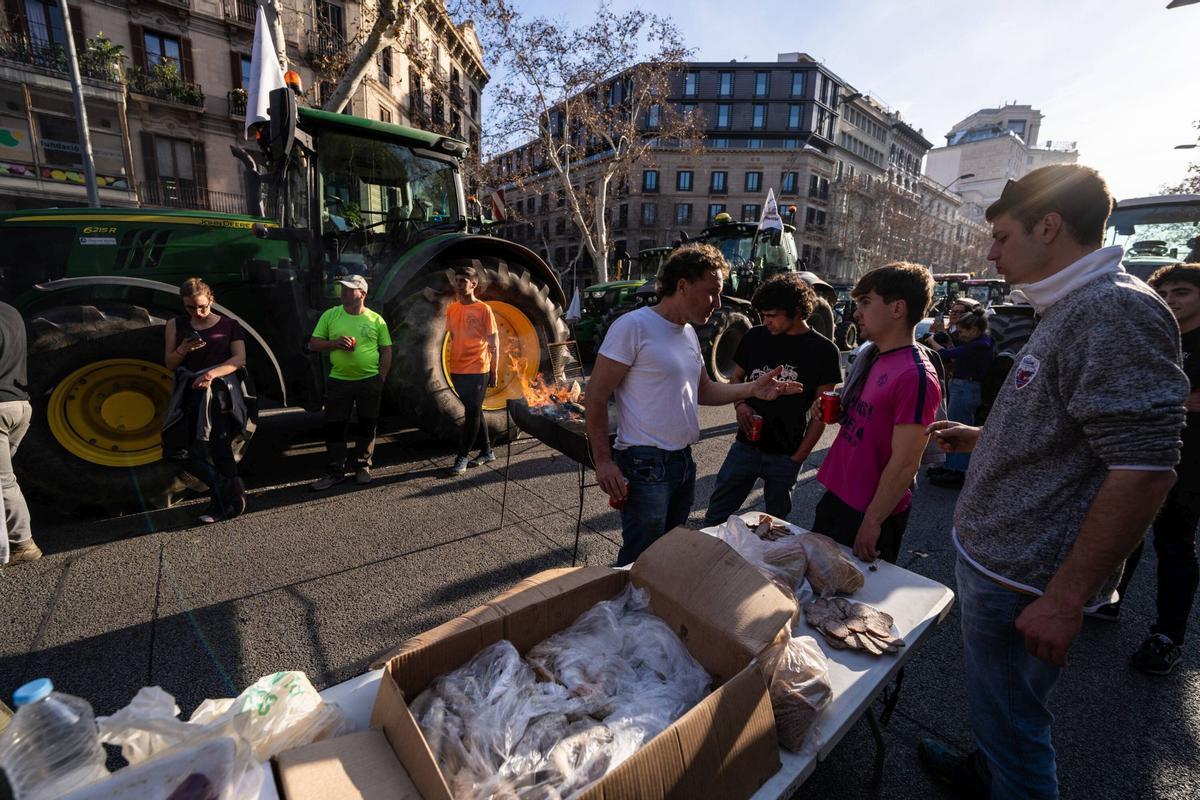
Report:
1014,354,1041,390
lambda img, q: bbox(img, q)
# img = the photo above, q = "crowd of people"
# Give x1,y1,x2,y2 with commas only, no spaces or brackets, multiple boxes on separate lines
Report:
0,163,1196,800
588,164,1196,800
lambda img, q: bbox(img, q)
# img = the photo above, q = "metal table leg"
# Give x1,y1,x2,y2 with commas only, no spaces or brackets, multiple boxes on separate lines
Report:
572,461,585,566
499,411,512,532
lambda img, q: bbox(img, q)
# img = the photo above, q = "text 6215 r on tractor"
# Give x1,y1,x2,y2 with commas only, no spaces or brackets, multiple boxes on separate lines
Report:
0,89,569,515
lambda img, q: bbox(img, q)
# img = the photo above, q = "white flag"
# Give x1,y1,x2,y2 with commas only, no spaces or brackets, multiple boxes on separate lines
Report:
758,188,783,232
565,287,582,321
490,189,506,222
245,5,287,138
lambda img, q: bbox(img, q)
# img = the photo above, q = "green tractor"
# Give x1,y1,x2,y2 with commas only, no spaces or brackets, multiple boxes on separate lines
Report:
687,216,837,382
570,246,672,359
0,89,568,515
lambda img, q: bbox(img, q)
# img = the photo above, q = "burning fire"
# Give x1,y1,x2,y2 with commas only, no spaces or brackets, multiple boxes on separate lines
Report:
508,356,583,408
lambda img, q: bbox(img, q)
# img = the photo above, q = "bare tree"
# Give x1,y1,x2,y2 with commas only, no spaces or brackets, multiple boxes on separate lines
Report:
483,2,702,283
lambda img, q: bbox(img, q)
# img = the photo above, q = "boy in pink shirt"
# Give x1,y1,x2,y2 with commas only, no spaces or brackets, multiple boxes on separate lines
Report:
815,263,942,563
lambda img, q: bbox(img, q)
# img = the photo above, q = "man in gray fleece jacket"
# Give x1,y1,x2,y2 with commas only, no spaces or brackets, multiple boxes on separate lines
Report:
917,165,1189,800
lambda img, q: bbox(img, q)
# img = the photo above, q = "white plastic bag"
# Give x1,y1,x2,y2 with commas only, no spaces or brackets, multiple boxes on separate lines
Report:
60,734,260,800
98,671,350,766
759,635,832,752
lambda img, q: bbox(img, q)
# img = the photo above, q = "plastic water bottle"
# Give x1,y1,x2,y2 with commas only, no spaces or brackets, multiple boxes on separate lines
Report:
0,679,109,799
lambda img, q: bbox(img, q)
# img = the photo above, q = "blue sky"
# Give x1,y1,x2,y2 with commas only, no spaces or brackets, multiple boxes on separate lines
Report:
482,0,1198,200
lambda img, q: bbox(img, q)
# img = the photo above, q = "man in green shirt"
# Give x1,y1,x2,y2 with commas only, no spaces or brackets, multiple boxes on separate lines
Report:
309,275,393,489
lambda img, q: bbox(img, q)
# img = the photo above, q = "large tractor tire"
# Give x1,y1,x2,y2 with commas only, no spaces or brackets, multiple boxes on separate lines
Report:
698,310,752,383
834,320,858,350
387,259,570,445
20,304,245,515
809,298,835,341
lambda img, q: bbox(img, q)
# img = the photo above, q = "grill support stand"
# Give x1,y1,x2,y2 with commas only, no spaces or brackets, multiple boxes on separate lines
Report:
498,411,592,567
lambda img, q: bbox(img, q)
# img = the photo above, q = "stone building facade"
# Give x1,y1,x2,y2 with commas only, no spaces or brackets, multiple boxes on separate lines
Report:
492,52,988,285
0,0,485,212
925,103,1078,219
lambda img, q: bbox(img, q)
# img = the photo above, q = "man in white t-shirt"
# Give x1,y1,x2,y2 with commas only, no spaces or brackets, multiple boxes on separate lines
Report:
586,244,804,565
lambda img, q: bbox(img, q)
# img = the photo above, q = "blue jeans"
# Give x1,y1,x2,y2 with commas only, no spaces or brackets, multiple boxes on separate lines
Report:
614,446,695,566
703,440,803,526
945,379,982,473
957,555,1062,800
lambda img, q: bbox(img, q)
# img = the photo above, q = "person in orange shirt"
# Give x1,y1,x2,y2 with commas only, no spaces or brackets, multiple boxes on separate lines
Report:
446,265,499,475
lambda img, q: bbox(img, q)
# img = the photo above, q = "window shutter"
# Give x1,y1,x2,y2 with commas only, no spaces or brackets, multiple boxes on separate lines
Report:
180,37,195,82
3,0,28,38
129,23,145,70
192,140,208,190
140,132,158,199
230,51,243,89
68,6,85,52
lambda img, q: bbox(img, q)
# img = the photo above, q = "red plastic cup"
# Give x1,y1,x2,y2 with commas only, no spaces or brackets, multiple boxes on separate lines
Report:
347,336,357,351
748,414,764,442
608,494,627,510
819,391,841,424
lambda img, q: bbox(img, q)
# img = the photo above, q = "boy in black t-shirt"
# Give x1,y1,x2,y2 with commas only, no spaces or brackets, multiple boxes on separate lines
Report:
702,274,843,526
1111,263,1200,674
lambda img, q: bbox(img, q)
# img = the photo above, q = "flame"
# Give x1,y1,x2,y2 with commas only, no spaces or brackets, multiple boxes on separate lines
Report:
508,355,582,407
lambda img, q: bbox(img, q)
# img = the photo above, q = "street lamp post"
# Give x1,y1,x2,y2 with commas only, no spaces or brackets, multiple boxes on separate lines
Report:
944,172,976,192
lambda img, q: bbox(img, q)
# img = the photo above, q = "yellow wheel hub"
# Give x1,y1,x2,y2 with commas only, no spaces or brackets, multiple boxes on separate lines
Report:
47,358,175,467
442,300,541,411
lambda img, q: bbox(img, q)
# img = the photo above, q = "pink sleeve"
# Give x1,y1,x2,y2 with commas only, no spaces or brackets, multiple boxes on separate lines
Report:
891,366,941,427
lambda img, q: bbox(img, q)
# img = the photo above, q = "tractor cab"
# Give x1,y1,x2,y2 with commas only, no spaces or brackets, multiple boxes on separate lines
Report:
1105,195,1200,282
691,215,799,301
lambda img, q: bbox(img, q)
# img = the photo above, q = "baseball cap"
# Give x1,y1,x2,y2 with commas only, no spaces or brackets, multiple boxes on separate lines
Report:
337,275,369,292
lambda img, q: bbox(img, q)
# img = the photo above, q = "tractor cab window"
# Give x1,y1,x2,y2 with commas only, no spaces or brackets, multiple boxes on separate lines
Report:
316,130,462,278
756,232,792,277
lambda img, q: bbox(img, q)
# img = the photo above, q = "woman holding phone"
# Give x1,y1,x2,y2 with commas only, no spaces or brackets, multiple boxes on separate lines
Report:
164,278,248,523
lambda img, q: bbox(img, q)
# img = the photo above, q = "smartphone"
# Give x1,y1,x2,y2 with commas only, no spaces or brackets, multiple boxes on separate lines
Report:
186,330,202,341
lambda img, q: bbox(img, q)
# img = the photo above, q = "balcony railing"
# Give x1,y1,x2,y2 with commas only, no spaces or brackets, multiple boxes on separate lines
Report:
450,85,464,107
0,31,121,83
226,0,256,24
307,29,347,65
126,66,205,109
228,90,247,117
141,180,259,215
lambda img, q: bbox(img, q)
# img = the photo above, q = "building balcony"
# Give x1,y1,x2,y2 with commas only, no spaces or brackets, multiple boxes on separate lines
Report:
148,0,191,9
224,0,256,25
450,85,464,107
140,179,251,214
126,67,205,110
228,89,247,117
307,29,348,67
0,31,122,84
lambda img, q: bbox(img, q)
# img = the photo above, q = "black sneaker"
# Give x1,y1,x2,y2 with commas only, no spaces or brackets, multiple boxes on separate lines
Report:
930,470,966,489
918,739,991,799
1131,634,1182,675
926,465,951,478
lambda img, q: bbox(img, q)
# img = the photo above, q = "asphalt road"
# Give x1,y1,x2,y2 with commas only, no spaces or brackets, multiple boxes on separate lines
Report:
2,405,1198,799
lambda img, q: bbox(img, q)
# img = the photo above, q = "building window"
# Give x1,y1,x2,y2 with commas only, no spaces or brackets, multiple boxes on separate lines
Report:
642,169,659,192
710,171,727,193
144,30,182,69
676,170,693,191
781,171,798,194
791,72,806,98
745,171,762,193
754,71,769,97
788,104,801,129
144,134,204,208
23,0,68,50
710,137,729,148
719,71,733,97
618,203,628,227
647,104,661,129
378,46,393,87
316,1,345,37
679,101,697,117
675,203,692,224
783,138,800,149
555,217,566,235
470,88,479,119
380,105,392,123
237,54,252,89
741,204,760,222
708,203,726,220
684,72,698,97
715,104,731,129
641,202,657,225
752,104,767,129
748,138,763,149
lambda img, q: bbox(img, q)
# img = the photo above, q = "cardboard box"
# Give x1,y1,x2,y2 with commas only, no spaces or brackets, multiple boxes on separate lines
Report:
277,528,794,800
